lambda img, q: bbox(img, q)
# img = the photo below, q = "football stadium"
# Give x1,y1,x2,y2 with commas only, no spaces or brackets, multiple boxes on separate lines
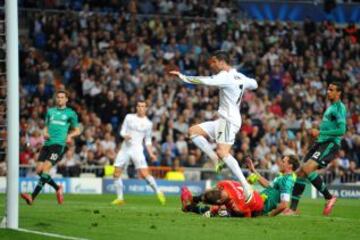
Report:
0,1,359,239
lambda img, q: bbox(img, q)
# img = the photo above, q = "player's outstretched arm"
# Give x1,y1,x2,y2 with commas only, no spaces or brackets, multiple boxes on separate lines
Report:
169,71,227,87
268,200,288,217
245,156,270,188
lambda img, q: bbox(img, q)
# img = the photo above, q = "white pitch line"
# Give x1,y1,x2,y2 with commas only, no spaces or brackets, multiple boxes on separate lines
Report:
17,228,89,240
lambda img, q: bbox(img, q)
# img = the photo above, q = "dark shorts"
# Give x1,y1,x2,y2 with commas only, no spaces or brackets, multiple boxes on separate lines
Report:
303,141,339,168
38,144,66,165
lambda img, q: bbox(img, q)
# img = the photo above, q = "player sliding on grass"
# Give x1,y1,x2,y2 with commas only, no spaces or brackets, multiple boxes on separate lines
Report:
111,100,165,206
181,155,299,217
169,50,258,203
21,90,80,205
285,82,347,216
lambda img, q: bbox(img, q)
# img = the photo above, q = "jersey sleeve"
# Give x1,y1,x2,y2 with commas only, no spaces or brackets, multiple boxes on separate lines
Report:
69,110,79,128
178,72,229,87
239,73,258,90
337,105,347,123
119,115,130,137
144,122,153,146
45,109,50,126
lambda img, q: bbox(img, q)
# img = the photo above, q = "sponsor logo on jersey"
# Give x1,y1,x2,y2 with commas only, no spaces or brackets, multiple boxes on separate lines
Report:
51,120,66,125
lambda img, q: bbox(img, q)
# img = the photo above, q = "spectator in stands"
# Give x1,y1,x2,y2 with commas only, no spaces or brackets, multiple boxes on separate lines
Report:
58,146,81,177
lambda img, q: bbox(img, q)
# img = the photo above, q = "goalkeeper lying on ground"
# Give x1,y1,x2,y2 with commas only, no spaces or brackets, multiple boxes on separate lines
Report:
181,155,299,217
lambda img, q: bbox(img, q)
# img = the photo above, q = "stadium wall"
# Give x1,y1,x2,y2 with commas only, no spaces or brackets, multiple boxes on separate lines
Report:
0,177,208,196
317,185,360,199
2,177,360,198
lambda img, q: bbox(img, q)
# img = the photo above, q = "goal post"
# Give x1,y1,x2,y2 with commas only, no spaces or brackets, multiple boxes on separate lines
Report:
5,0,19,229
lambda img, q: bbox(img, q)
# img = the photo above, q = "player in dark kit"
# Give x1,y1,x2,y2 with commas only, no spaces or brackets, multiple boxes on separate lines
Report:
284,81,347,216
21,90,80,205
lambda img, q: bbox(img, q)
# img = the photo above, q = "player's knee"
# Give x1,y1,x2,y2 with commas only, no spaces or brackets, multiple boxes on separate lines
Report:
138,169,149,178
296,168,305,178
302,162,317,176
113,168,122,178
35,166,43,174
216,148,228,159
188,126,198,137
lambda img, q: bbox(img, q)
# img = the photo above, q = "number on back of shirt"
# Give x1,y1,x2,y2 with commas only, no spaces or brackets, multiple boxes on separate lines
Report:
236,84,244,104
312,151,321,159
50,153,59,161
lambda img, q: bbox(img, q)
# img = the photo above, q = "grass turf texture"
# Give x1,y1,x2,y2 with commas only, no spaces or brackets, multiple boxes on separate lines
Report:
1,194,359,240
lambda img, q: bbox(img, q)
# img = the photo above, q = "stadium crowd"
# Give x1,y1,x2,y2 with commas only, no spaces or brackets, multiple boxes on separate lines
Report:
1,0,359,183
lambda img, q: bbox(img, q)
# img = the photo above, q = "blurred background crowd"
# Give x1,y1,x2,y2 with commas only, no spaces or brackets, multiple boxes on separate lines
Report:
0,0,359,183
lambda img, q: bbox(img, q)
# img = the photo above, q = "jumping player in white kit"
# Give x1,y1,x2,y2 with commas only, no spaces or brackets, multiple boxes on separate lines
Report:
169,50,258,202
111,100,166,205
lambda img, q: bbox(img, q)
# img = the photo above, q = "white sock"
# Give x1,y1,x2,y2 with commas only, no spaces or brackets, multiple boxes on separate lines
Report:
114,178,124,200
222,155,253,200
191,135,219,165
145,175,160,194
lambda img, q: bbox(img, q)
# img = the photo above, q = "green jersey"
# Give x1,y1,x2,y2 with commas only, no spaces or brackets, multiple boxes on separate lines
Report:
261,173,296,214
45,107,79,146
317,101,347,145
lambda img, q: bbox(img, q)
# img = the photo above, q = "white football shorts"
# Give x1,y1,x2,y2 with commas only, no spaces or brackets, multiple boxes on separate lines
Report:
114,147,148,169
199,118,240,145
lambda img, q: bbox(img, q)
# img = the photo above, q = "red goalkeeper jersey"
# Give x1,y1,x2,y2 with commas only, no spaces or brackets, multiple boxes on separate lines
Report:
216,180,251,217
216,180,264,217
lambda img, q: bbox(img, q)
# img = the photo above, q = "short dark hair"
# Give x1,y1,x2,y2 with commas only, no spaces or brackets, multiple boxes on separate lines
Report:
212,50,230,64
136,98,146,106
330,81,343,95
202,189,222,205
56,89,69,98
287,155,300,171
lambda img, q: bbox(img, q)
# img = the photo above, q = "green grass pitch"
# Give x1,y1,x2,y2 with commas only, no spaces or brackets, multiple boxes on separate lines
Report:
1,194,360,240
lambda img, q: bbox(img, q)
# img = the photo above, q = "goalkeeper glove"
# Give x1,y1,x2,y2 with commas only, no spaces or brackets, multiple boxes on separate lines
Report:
247,173,260,185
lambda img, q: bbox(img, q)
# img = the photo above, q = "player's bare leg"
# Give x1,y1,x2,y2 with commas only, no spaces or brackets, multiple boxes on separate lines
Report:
112,167,125,206
189,125,219,166
139,168,166,205
217,144,253,202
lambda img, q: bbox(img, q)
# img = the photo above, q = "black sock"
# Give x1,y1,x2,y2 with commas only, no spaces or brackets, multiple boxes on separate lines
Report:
41,173,59,191
308,172,332,200
46,176,59,191
290,177,306,211
31,174,47,200
186,204,210,214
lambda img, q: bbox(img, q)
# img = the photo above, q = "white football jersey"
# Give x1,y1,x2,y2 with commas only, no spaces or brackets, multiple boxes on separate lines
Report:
178,68,258,127
120,113,153,148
